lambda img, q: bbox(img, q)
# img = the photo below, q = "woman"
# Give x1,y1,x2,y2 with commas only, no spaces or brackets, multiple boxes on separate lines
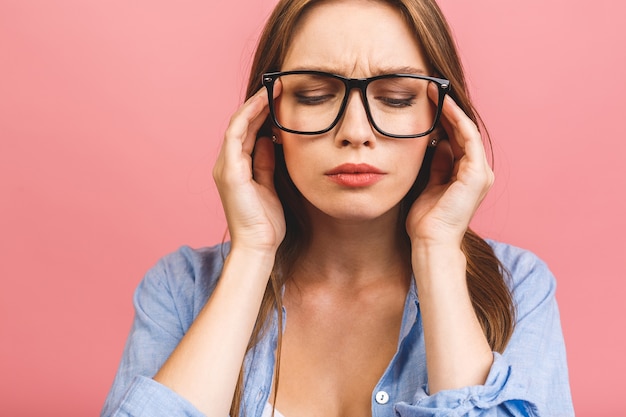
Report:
102,0,574,416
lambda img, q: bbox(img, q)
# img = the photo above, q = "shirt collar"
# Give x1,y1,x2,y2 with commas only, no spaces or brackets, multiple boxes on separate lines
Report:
398,277,420,343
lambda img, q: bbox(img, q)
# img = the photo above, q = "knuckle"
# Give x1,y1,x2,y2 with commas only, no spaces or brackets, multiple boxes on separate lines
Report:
485,169,495,188
212,165,224,185
224,124,239,140
225,113,248,138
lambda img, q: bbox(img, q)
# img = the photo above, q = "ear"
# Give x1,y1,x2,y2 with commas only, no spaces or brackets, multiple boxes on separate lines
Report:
271,128,282,144
427,126,448,148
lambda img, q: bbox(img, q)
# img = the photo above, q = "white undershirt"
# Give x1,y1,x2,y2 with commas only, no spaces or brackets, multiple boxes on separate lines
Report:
261,402,286,417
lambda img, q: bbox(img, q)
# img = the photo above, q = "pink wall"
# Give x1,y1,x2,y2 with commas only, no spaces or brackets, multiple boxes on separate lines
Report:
1,0,623,415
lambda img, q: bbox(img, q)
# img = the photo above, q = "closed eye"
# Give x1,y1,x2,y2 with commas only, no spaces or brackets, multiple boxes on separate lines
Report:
295,93,336,105
375,95,416,108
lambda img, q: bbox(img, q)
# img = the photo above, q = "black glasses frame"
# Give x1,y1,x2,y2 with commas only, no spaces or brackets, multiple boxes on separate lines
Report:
262,70,450,139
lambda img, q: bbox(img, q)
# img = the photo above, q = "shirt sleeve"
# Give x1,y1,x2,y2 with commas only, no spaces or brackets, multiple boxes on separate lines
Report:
109,376,205,417
101,248,213,417
395,245,574,416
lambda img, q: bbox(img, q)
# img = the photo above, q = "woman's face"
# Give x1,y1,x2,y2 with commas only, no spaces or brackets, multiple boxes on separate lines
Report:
278,0,432,223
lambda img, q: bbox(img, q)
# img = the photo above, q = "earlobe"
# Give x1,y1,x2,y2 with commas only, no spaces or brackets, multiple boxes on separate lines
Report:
272,134,281,144
427,127,448,148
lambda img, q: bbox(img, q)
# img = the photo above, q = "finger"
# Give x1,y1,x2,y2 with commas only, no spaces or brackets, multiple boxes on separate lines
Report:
438,95,483,164
215,89,269,186
224,88,271,157
252,136,276,189
241,81,282,154
273,77,283,98
426,83,460,160
438,95,494,194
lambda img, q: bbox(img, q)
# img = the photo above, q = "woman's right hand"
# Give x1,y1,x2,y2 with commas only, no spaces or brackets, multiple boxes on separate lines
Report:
152,87,286,416
213,87,286,255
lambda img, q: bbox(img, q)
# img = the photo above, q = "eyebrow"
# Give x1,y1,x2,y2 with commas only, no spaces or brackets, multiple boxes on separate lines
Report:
285,65,428,76
374,66,428,75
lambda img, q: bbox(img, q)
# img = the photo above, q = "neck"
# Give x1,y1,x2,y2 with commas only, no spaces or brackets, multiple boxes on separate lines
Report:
292,203,411,290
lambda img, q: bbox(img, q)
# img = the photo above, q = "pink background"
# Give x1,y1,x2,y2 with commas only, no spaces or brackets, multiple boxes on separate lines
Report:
1,0,624,415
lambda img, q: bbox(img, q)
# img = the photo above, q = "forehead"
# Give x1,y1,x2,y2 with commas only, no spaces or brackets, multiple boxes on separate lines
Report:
282,0,429,77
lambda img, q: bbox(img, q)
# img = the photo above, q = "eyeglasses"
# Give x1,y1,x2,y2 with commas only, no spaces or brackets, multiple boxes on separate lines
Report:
262,70,450,139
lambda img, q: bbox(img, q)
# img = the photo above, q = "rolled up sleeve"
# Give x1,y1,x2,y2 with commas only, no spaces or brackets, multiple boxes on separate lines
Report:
112,376,204,417
394,245,574,416
102,247,218,417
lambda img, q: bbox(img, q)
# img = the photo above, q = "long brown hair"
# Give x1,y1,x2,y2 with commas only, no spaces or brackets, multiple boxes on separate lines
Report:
230,0,515,415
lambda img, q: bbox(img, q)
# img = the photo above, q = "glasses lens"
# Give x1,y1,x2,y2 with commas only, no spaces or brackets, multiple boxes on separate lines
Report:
367,76,436,137
273,73,345,133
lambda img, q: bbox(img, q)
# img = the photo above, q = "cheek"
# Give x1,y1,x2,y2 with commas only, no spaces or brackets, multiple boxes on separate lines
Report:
281,139,314,186
280,137,429,199
396,143,428,183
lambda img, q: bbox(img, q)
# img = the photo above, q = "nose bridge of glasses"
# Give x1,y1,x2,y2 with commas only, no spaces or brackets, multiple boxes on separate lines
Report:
341,89,372,129
342,78,371,116
333,79,377,140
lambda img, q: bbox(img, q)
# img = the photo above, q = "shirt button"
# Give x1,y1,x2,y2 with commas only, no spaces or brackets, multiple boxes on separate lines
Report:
375,390,390,405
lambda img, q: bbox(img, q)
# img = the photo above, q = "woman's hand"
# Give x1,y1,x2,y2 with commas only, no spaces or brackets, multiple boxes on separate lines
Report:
154,89,286,415
406,92,494,248
406,91,495,394
213,87,286,254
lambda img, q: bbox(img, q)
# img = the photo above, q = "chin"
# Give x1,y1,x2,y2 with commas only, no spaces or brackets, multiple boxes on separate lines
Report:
306,198,401,224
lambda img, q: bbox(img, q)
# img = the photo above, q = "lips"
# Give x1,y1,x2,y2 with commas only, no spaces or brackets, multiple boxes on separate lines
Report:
325,163,384,175
325,163,386,187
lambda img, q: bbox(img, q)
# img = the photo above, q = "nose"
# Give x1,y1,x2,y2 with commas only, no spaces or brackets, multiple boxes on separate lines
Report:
334,89,377,148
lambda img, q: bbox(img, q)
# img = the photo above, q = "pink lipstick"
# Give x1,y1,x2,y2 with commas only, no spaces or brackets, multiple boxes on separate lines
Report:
325,163,386,187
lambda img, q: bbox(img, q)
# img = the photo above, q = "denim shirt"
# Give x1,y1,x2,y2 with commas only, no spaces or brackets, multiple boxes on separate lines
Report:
101,241,574,417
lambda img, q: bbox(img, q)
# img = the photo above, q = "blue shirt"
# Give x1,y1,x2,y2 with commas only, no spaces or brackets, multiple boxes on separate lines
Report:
101,241,574,416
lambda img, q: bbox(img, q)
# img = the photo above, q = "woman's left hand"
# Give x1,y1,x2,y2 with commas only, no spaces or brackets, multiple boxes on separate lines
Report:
406,92,496,395
406,93,494,248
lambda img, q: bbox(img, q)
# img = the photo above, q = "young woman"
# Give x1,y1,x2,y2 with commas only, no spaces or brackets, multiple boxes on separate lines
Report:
102,0,574,416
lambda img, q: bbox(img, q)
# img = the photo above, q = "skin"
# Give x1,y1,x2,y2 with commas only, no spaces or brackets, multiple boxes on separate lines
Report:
153,1,494,416
278,3,430,225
